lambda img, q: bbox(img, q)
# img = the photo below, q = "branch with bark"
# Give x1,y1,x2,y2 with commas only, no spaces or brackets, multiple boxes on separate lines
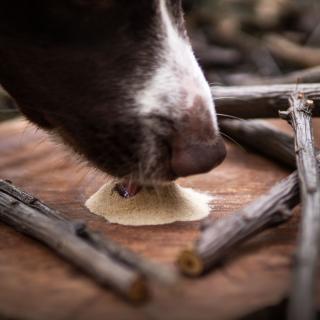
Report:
226,66,320,86
212,84,320,118
177,117,320,277
279,93,320,320
265,34,320,68
177,167,301,276
0,180,176,302
219,119,296,169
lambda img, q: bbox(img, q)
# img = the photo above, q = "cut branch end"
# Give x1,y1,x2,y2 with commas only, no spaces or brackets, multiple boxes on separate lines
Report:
177,249,204,277
128,277,149,303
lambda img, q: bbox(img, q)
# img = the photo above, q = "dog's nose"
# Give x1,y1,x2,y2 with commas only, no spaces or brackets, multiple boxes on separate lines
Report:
171,135,226,177
170,96,226,177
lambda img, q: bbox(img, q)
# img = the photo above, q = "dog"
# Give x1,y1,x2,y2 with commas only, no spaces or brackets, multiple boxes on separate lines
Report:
0,0,226,186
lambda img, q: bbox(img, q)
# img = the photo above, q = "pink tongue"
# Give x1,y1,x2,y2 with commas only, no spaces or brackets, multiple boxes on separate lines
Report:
114,181,142,199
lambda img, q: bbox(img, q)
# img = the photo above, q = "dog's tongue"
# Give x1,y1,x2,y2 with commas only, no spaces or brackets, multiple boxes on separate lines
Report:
114,181,142,199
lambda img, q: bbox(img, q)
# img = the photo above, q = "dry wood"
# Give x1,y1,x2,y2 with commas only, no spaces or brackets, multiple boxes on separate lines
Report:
177,170,300,276
77,228,177,285
280,93,320,320
265,34,320,67
177,152,320,277
210,26,281,76
0,180,149,302
212,84,320,118
0,180,176,285
195,45,242,68
219,119,296,169
227,66,320,86
178,93,320,279
190,31,242,68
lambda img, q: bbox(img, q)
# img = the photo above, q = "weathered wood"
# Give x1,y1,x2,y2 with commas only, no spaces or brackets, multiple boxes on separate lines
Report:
227,66,320,86
219,119,296,169
177,168,302,276
0,180,148,302
212,84,320,118
0,179,176,286
178,93,320,277
265,34,320,68
77,229,177,285
281,94,320,320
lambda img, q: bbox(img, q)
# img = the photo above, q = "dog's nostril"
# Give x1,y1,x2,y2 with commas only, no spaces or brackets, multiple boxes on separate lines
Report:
170,136,226,178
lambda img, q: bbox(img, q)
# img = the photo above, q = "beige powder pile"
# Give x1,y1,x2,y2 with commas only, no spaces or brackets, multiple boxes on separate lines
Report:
85,181,213,226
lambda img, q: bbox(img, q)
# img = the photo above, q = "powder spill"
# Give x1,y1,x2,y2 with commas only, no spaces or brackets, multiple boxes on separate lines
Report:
85,181,213,226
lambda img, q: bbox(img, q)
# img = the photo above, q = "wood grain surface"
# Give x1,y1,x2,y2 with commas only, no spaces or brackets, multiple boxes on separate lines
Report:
0,118,319,320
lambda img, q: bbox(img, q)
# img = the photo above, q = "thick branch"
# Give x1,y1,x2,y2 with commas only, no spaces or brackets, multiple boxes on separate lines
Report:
0,180,175,286
265,34,320,68
77,229,177,286
0,180,151,302
212,84,320,118
282,94,320,320
177,149,320,277
219,119,296,169
227,66,320,86
177,169,301,276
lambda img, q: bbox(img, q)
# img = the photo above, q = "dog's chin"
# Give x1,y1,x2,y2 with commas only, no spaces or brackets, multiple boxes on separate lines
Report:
114,172,177,198
117,169,177,188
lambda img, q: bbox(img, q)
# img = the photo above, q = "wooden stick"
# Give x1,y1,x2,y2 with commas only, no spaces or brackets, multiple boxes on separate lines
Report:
0,180,148,302
178,95,320,277
219,119,296,169
227,66,320,86
212,84,320,118
177,170,301,276
0,180,176,286
265,34,320,68
77,228,177,286
177,152,320,277
280,94,320,320
195,45,242,68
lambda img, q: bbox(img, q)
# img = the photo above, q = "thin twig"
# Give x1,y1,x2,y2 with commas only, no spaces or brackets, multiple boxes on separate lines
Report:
265,34,320,68
0,180,154,302
219,119,296,169
280,93,320,320
177,142,320,277
227,66,320,86
0,180,176,285
177,169,301,276
212,84,320,118
77,229,177,286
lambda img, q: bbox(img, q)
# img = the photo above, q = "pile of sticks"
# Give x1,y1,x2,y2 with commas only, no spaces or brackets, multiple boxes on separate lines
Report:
178,84,320,320
0,180,177,303
185,0,320,87
0,83,319,318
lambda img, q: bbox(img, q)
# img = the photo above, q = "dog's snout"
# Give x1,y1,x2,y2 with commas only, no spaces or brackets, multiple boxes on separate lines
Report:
170,100,226,177
171,135,226,178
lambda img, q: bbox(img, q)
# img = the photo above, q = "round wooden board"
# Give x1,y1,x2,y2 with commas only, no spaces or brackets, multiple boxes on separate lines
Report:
0,117,319,320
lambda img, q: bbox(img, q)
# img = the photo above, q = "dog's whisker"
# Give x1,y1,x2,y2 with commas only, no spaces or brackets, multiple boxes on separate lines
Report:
213,97,246,101
216,113,246,121
220,132,246,152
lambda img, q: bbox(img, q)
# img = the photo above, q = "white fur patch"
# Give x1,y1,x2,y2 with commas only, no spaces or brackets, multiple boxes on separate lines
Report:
135,0,218,131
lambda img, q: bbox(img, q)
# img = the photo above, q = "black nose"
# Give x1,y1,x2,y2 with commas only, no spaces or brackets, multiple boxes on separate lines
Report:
171,136,226,177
